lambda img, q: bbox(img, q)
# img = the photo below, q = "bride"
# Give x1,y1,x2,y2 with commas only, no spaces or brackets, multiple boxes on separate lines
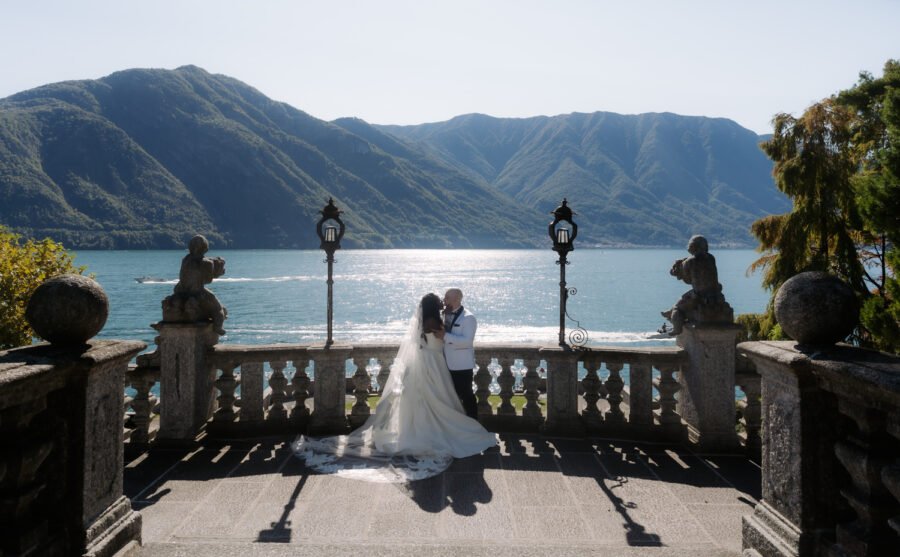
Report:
291,293,497,483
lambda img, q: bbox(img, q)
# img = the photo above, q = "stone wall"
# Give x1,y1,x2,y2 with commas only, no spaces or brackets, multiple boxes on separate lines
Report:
739,341,900,556
0,340,145,557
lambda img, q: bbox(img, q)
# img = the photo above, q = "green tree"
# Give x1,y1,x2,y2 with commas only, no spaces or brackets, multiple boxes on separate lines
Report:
0,225,86,349
747,60,900,353
750,98,865,294
837,60,900,352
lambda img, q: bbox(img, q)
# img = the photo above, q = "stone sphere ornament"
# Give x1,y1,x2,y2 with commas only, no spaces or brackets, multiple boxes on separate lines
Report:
25,274,109,345
774,271,859,347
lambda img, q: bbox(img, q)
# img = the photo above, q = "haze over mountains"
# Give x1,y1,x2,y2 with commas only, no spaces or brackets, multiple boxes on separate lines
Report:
0,66,787,249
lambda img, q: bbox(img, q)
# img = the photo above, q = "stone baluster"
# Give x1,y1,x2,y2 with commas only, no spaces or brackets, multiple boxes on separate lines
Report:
214,363,239,423
127,369,156,446
832,398,897,554
239,361,264,423
496,357,516,416
267,360,289,422
474,356,493,417
290,359,311,421
521,356,543,420
377,357,392,394
628,363,653,431
580,356,603,429
736,371,762,458
605,361,626,425
350,357,372,427
655,363,681,431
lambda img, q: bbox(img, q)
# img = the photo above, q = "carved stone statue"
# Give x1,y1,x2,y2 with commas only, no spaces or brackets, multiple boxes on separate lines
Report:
661,235,733,336
162,235,227,335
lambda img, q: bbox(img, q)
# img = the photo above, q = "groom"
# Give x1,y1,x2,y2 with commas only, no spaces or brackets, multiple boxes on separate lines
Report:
439,288,479,419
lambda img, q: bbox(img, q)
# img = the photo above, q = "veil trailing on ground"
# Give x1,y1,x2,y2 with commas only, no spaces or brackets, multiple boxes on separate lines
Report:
291,303,454,483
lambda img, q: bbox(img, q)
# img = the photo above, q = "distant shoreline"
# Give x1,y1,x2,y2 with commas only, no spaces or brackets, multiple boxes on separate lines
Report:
68,244,758,252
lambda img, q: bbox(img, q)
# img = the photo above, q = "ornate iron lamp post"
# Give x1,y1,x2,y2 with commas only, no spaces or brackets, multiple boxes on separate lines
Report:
317,197,345,348
549,198,577,348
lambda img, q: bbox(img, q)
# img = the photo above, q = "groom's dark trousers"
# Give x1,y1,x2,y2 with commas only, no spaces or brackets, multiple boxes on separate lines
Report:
449,368,479,419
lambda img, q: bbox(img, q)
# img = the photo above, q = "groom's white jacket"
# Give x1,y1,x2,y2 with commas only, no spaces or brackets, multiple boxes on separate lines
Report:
443,308,477,371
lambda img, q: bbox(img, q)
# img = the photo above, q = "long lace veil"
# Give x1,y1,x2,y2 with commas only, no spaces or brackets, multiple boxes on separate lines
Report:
379,303,424,396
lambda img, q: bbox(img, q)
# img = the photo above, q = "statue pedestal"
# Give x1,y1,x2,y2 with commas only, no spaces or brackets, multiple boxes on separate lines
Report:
308,345,351,435
153,321,219,442
677,323,741,452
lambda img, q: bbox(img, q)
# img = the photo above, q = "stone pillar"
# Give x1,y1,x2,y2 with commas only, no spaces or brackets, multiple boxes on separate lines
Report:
676,323,741,452
0,340,146,557
628,362,654,431
308,345,351,435
153,322,219,441
540,347,585,436
79,341,147,557
738,341,839,557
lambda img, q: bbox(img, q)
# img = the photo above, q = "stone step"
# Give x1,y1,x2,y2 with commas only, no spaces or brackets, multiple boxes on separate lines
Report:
136,541,738,557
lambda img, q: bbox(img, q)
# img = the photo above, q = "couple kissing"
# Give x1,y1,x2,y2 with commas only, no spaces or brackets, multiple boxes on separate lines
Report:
422,288,478,420
292,287,496,483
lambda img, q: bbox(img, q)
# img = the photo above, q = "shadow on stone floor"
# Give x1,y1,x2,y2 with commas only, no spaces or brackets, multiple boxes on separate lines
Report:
125,434,759,549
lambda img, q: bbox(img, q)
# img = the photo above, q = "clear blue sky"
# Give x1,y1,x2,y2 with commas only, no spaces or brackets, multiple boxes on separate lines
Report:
2,0,897,134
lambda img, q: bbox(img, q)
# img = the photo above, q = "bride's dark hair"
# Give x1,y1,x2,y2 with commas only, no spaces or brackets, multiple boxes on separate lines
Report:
420,293,443,337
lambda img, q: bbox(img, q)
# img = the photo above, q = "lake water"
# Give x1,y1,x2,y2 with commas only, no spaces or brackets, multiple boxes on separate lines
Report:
74,248,769,351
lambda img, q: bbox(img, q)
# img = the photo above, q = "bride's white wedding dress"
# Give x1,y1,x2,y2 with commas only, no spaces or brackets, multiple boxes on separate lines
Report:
291,308,497,483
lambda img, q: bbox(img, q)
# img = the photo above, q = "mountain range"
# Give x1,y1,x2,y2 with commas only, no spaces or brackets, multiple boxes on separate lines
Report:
0,65,787,249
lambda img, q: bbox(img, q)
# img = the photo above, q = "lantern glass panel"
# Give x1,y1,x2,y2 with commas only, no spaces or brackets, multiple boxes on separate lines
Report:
556,227,570,245
324,225,337,243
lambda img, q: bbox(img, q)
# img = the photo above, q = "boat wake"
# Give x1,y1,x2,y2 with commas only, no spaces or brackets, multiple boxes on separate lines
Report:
134,275,320,285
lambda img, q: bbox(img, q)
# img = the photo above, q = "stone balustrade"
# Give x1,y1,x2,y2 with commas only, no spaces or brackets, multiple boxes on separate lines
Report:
738,341,900,556
124,364,159,449
127,339,734,444
215,343,693,441
1,340,146,557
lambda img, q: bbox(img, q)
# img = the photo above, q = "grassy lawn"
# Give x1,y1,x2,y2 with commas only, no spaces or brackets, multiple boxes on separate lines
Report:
346,394,541,413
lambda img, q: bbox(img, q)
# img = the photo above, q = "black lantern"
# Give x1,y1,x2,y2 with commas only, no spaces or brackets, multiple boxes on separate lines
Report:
549,198,577,257
316,197,345,347
549,198,577,348
317,198,345,253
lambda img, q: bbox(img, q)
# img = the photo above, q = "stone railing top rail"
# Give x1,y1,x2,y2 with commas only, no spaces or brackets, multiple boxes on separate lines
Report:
738,340,900,409
573,345,686,365
1,340,146,404
208,342,685,365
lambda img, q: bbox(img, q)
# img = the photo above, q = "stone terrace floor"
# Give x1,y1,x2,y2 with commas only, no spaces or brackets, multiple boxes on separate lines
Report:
125,434,760,557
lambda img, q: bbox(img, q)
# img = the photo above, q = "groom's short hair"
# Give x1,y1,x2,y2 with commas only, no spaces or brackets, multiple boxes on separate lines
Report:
445,288,463,300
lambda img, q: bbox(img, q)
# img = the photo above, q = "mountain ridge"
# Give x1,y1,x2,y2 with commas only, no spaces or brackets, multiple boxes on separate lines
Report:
379,110,785,246
0,66,786,249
